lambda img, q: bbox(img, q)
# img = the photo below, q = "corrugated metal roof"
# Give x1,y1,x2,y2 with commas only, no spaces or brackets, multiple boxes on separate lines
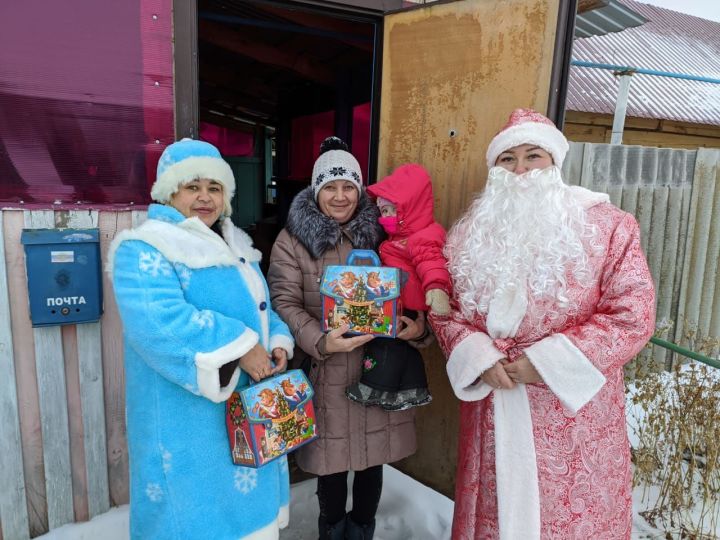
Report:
568,0,720,126
575,0,647,38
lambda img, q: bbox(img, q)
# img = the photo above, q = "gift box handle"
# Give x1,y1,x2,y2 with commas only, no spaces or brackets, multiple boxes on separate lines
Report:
346,249,381,267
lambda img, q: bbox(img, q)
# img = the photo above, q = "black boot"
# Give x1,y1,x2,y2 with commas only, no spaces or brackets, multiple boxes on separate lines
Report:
318,514,347,540
345,516,376,540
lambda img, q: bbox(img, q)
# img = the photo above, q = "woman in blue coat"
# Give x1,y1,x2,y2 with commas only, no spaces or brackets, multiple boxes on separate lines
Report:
110,138,294,539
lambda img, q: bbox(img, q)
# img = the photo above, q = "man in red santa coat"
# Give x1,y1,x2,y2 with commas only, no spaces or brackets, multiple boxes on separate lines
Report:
431,109,656,540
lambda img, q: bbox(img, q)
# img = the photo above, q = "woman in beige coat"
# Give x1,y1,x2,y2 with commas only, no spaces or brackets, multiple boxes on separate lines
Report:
268,137,425,540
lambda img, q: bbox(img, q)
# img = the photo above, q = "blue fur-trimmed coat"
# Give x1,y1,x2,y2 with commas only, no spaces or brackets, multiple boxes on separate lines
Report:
110,204,294,540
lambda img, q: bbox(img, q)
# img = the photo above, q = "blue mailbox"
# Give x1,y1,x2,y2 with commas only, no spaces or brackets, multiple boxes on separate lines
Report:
20,228,103,327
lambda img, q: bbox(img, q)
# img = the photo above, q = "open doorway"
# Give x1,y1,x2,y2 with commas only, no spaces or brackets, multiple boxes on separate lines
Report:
196,0,382,266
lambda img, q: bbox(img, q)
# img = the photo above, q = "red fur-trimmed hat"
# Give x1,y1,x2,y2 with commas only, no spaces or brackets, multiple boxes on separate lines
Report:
485,108,569,169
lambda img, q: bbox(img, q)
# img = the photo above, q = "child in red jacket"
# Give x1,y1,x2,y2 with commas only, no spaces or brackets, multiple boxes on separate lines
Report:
346,163,450,410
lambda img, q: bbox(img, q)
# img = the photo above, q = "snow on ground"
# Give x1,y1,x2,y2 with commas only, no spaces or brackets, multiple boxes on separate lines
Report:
34,463,681,539
39,373,717,540
35,463,671,539
37,466,454,540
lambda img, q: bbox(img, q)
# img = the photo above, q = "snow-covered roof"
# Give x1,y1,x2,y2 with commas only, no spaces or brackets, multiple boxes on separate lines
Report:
568,0,720,126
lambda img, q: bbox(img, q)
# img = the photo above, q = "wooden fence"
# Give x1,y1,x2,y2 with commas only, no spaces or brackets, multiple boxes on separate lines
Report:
0,209,144,540
563,144,720,374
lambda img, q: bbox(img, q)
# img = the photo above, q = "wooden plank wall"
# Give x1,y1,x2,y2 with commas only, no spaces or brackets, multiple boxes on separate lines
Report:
0,209,142,539
0,213,29,539
564,111,720,150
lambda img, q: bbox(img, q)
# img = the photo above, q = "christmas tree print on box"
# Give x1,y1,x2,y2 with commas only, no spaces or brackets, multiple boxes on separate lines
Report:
226,369,317,467
320,250,401,338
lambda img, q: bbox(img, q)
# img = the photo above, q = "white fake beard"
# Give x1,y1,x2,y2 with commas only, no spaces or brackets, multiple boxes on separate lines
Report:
445,166,598,322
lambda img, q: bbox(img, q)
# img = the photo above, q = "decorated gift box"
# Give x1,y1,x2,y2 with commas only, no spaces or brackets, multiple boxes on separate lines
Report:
320,249,401,338
226,369,317,468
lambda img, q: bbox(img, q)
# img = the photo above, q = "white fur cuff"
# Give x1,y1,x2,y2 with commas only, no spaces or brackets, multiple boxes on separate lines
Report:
278,504,290,529
446,332,506,401
195,329,259,402
524,333,606,414
269,335,295,360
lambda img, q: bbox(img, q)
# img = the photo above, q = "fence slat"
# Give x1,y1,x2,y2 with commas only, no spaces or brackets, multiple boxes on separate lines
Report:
65,210,110,518
76,322,109,517
99,211,134,506
24,210,74,530
675,150,718,349
0,214,30,540
566,142,700,375
131,209,147,228
696,151,720,343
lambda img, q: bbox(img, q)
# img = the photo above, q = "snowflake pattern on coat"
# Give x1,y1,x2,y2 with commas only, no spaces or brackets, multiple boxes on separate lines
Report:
139,251,172,277
160,445,172,473
146,483,163,502
173,263,192,290
431,204,655,540
190,310,215,328
234,468,258,495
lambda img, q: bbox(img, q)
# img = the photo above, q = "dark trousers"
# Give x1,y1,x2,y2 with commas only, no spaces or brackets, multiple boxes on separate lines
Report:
317,465,383,526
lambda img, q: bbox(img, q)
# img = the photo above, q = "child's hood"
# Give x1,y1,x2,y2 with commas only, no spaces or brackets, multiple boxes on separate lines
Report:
367,163,436,236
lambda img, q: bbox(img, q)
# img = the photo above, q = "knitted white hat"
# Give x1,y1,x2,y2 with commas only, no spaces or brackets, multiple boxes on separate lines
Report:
485,109,569,169
311,137,363,200
151,138,236,216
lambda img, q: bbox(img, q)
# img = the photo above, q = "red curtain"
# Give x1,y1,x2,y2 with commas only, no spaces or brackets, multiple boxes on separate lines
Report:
199,122,255,157
288,104,371,182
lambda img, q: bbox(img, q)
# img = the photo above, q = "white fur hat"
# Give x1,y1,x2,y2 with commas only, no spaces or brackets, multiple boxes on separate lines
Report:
311,137,363,200
151,138,236,216
485,109,569,169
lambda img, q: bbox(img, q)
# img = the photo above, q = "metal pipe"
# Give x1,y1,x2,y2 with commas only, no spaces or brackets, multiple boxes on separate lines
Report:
610,72,633,144
650,336,720,370
571,60,720,85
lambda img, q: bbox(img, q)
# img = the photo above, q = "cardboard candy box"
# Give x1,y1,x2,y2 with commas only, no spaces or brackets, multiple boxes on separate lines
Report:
320,250,401,338
226,369,317,468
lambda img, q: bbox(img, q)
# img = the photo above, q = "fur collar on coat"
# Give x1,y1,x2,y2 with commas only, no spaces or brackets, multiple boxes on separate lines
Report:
286,186,383,259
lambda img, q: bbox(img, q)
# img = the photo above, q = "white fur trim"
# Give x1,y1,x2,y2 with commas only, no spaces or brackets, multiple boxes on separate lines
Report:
568,185,610,209
195,329,259,402
278,504,290,528
222,219,262,263
225,238,270,346
446,332,506,401
486,122,569,169
196,359,240,404
524,333,606,414
240,516,282,540
494,386,541,540
108,219,234,271
151,155,235,216
107,217,259,273
486,286,528,339
269,335,295,360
